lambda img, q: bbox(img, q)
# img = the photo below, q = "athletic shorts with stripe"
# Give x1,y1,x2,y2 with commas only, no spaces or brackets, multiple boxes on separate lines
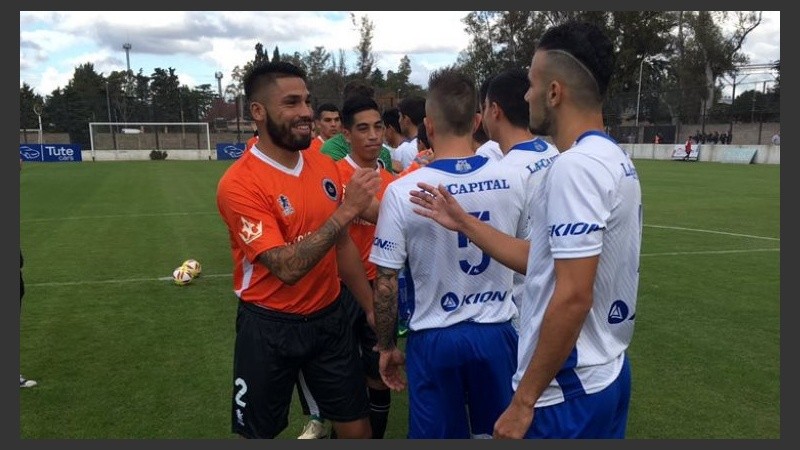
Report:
231,298,369,439
297,282,382,416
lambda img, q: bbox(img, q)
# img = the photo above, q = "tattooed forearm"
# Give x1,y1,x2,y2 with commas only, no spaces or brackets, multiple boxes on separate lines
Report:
258,215,346,285
374,266,399,350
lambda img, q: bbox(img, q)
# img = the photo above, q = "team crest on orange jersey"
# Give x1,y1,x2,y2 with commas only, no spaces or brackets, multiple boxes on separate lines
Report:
239,216,263,244
322,178,339,201
277,194,294,216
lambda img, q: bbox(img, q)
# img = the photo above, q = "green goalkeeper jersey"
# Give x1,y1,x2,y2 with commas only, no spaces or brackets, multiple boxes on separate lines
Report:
320,133,395,173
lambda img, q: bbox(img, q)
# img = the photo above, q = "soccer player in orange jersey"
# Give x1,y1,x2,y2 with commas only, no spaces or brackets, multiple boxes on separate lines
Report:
306,103,341,154
244,129,259,152
335,95,396,438
216,61,381,439
296,95,398,439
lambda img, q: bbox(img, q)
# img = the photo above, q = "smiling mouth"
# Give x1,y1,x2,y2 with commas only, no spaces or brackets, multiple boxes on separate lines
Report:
293,123,312,134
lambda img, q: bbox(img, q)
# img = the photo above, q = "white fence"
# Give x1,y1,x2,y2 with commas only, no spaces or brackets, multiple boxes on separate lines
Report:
80,143,780,164
618,143,780,164
83,149,215,161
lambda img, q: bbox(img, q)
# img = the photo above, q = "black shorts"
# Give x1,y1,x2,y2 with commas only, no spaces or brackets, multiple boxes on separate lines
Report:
296,283,380,416
231,298,369,439
338,283,380,380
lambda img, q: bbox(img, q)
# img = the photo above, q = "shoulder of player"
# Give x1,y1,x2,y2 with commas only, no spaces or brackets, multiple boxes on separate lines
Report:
320,134,348,155
553,146,624,182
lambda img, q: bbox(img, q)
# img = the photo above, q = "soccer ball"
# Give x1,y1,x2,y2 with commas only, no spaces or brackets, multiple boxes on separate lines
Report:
172,266,193,286
181,259,202,278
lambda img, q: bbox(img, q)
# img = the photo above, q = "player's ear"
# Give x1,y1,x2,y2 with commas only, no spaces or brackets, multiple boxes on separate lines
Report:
250,101,267,121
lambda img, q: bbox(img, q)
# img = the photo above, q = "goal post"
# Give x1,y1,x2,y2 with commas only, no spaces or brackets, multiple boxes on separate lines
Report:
88,122,212,161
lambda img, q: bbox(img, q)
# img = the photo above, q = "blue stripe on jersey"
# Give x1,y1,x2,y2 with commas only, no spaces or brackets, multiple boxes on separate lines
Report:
399,263,415,330
525,355,631,438
575,130,618,146
554,348,586,401
425,155,489,174
509,138,550,153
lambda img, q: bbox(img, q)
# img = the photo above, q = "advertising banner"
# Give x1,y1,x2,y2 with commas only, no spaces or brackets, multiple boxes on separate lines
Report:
20,144,82,162
216,143,245,160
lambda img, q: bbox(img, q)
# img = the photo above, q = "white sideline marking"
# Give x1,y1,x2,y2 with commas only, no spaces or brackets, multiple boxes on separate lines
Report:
27,273,231,287
641,248,779,257
21,211,218,223
27,248,780,287
645,224,779,241
23,224,779,288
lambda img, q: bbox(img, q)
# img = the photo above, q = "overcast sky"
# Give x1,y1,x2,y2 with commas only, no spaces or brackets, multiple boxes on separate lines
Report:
19,11,780,98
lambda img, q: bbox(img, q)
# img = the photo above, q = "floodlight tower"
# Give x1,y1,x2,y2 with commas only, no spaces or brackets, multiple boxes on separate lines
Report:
123,43,133,97
123,43,132,75
215,72,224,98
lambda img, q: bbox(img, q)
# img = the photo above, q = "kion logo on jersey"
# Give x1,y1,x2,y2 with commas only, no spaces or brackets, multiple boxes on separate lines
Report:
440,290,509,312
548,222,603,237
607,299,634,324
239,216,263,244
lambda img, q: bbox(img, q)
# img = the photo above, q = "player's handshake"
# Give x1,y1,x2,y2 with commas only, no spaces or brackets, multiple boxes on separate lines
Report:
343,168,381,214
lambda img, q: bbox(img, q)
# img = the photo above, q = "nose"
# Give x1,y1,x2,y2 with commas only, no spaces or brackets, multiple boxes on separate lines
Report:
367,127,380,141
300,102,313,118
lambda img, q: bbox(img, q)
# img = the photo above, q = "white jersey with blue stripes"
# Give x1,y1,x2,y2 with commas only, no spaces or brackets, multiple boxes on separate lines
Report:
515,131,642,407
370,155,525,331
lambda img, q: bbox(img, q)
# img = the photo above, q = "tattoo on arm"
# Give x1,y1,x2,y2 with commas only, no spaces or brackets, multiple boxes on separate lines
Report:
257,215,346,285
374,266,399,350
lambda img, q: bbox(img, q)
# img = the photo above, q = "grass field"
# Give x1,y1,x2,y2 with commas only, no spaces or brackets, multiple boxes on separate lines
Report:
19,158,780,439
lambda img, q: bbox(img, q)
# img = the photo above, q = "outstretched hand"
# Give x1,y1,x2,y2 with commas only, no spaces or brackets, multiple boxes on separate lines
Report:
378,348,407,392
409,182,468,232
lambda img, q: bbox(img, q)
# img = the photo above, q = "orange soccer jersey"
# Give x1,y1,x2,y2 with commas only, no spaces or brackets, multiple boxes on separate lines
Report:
398,149,433,177
245,136,259,152
305,135,326,155
216,148,344,314
335,155,396,280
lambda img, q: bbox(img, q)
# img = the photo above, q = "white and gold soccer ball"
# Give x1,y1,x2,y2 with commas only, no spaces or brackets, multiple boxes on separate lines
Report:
181,259,202,278
172,266,194,286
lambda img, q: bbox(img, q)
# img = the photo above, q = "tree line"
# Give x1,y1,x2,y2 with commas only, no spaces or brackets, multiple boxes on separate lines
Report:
19,11,779,148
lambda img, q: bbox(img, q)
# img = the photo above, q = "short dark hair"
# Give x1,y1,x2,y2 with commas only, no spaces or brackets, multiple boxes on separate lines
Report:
426,68,476,136
244,61,306,103
315,103,339,120
341,95,380,129
417,121,431,149
398,95,426,126
342,80,375,101
487,68,530,129
382,108,401,134
537,20,615,100
473,120,489,145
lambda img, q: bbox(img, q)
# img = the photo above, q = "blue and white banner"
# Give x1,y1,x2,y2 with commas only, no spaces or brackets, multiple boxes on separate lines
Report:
216,143,245,160
20,144,82,162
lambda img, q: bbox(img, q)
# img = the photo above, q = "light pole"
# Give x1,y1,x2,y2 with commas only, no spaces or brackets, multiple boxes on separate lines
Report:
635,56,649,128
106,82,117,150
33,104,43,150
214,71,224,98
